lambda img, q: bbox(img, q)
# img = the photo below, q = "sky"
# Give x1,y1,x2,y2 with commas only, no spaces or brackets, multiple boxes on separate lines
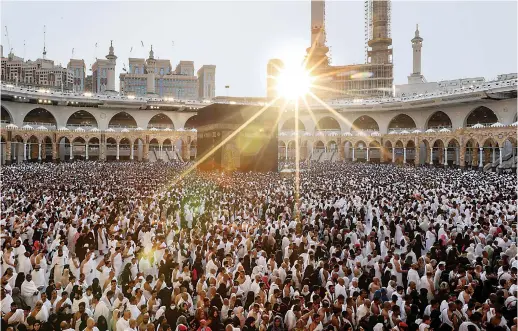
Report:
1,1,517,97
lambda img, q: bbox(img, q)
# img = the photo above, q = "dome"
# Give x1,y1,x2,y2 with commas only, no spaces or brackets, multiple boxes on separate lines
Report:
22,124,33,130
177,128,185,131
511,121,518,126
90,127,100,132
149,127,159,131
190,128,197,132
355,131,366,136
412,129,422,134
328,131,339,136
36,126,48,131
439,128,451,132
471,123,484,129
400,130,410,134
134,127,144,131
370,131,381,137
163,128,172,131
388,131,397,135
490,122,503,127
74,127,85,132
279,132,288,136
58,127,69,131
121,128,130,133
342,132,352,136
316,131,324,136
6,123,18,129
425,128,436,133
304,132,312,136
105,128,115,132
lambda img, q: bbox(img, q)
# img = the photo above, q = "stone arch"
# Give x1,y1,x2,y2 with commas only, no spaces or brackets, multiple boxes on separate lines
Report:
72,137,87,160
445,138,460,166
190,139,197,160
426,111,452,129
11,135,24,163
281,117,306,131
351,115,379,132
108,112,138,128
1,106,13,123
481,137,500,167
57,136,71,161
66,110,99,128
41,136,53,161
315,116,341,131
23,108,57,128
119,138,131,160
465,106,499,127
327,140,337,151
132,137,145,161
26,135,39,161
431,139,445,165
184,115,199,130
314,140,325,150
342,140,353,160
353,140,368,161
148,113,175,129
388,114,417,131
463,138,479,168
105,137,118,161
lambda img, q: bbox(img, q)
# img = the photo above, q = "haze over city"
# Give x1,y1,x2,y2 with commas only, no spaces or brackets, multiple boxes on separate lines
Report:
2,0,516,97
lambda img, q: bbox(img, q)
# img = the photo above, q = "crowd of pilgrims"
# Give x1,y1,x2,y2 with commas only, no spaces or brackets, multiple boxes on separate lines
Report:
0,161,517,331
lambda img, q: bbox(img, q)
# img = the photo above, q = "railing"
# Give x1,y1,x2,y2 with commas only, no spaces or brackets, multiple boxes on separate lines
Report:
22,122,57,129
2,77,516,108
147,123,174,129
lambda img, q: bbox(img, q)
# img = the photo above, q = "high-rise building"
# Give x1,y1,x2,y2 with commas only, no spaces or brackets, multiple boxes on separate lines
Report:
119,47,215,100
1,51,74,90
92,41,117,94
268,0,394,100
197,65,216,100
67,59,86,92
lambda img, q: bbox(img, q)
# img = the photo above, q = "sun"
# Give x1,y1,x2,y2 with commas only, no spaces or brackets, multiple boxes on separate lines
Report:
276,65,313,100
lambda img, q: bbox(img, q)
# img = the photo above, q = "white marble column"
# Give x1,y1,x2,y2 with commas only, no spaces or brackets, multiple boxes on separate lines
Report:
444,148,448,166
366,148,370,162
392,148,395,163
70,143,74,160
479,147,483,168
85,144,89,160
23,143,27,161
116,143,120,160
285,147,288,160
429,147,433,165
403,148,407,163
130,144,134,160
499,147,503,167
38,143,42,161
492,148,496,164
352,148,355,161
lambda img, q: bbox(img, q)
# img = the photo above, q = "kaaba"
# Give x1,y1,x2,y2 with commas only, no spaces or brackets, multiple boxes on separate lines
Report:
196,103,279,172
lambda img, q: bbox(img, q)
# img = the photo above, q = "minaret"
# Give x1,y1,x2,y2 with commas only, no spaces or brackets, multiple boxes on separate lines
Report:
305,0,329,71
105,41,117,92
408,24,425,84
146,45,157,95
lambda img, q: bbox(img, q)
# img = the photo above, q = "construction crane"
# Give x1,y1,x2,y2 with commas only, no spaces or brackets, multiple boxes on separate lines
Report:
43,25,47,59
4,26,13,56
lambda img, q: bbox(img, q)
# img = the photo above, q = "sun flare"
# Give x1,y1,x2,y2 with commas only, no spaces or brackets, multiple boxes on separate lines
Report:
275,65,313,100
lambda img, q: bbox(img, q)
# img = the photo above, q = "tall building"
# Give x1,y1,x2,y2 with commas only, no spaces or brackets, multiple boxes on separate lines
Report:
67,59,86,92
197,65,216,100
1,51,74,90
119,47,215,100
268,0,394,100
92,41,117,94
